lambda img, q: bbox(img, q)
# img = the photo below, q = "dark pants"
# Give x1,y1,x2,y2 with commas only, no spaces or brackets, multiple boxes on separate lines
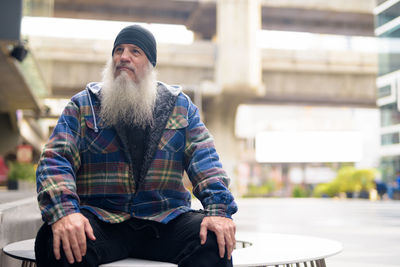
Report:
35,210,233,267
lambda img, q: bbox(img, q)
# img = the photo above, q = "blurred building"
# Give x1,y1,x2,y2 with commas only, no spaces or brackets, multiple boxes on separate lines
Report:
375,0,400,183
0,0,380,195
0,0,49,161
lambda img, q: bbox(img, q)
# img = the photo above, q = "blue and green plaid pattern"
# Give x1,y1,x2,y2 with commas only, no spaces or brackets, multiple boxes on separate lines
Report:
37,82,237,224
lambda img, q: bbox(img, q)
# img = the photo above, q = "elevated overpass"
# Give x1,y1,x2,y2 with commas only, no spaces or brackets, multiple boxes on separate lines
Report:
23,0,377,111
0,0,378,186
27,33,377,181
47,0,374,38
29,36,376,105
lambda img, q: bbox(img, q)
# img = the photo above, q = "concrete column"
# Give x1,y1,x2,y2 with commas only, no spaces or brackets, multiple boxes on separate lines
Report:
204,96,243,194
205,0,262,195
215,0,262,94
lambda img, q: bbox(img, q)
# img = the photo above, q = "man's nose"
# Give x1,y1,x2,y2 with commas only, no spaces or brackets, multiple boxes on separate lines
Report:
120,49,131,62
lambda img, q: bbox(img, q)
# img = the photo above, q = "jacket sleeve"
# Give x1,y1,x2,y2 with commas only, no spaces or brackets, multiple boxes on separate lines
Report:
36,101,82,224
183,98,238,218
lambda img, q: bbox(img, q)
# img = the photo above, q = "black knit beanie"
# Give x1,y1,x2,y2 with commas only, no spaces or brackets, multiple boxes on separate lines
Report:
112,25,157,67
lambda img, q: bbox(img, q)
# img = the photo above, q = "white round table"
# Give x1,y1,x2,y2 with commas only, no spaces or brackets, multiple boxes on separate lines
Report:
3,232,342,267
233,232,342,267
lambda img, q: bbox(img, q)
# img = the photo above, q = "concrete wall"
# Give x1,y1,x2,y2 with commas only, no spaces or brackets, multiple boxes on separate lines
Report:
261,0,375,13
262,71,376,104
0,197,42,267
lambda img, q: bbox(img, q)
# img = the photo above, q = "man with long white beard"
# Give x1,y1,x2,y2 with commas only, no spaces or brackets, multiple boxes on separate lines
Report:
34,25,237,267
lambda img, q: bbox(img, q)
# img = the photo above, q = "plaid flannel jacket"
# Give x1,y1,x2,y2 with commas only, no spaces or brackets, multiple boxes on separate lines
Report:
37,82,237,224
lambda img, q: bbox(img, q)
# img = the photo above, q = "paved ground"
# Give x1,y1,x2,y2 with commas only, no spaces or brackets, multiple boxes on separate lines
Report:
0,188,36,204
233,198,400,267
2,190,399,266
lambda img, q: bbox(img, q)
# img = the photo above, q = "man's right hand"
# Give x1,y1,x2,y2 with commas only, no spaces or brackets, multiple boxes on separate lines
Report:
51,213,96,264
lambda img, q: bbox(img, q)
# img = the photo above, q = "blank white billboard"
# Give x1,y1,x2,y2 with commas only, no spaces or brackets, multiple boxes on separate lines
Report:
256,131,363,163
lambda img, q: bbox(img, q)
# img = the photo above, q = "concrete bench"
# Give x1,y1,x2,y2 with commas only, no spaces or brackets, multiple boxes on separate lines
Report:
3,232,342,267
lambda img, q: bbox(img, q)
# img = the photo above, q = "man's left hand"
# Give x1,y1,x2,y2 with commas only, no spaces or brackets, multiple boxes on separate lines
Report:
199,216,236,259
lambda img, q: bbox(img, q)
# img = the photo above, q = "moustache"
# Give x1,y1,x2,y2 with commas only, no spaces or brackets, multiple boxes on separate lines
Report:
115,63,136,73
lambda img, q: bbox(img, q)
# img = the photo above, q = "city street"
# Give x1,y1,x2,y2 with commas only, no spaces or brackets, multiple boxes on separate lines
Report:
232,198,400,267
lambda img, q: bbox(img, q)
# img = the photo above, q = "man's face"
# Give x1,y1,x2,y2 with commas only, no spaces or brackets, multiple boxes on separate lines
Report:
112,43,149,83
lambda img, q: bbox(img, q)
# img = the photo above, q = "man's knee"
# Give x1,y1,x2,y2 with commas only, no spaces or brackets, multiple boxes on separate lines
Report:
179,232,232,267
35,222,98,267
204,232,228,257
35,222,61,267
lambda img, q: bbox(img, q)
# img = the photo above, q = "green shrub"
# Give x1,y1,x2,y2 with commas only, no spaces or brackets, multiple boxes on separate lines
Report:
292,185,309,198
336,166,357,192
244,180,276,197
313,183,329,197
312,182,340,197
312,167,377,198
352,169,375,191
7,162,36,182
326,181,341,197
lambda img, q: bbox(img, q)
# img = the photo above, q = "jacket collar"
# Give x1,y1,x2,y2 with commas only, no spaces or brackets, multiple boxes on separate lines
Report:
140,82,179,183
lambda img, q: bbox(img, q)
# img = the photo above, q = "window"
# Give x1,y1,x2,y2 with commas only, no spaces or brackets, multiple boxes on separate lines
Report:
381,132,400,145
380,103,400,127
378,84,392,98
376,2,400,28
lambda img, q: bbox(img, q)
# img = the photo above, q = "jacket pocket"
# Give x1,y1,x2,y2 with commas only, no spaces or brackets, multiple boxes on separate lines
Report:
83,117,120,154
158,114,188,152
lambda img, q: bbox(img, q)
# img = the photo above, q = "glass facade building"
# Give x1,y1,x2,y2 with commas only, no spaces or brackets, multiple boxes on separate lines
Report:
375,0,400,181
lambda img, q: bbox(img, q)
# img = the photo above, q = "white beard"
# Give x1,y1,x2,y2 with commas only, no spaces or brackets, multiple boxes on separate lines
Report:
100,59,158,128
